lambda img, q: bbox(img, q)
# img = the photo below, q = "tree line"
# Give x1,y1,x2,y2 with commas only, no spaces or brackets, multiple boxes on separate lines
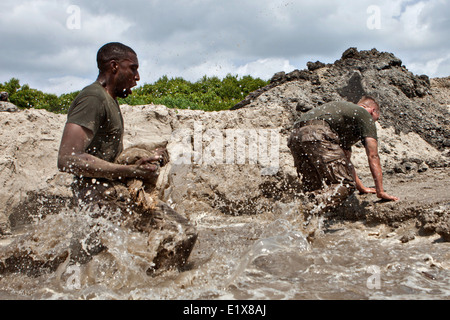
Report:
0,74,269,113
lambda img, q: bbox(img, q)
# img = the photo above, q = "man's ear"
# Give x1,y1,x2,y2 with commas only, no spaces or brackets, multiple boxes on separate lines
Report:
110,60,119,74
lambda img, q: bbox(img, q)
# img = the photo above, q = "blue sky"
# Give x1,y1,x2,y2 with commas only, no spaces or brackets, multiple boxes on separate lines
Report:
1,0,449,95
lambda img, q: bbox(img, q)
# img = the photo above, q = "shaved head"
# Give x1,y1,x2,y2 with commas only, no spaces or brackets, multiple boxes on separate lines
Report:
358,95,380,112
97,42,137,73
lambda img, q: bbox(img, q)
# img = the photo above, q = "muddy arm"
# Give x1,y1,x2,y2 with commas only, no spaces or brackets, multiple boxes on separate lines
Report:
57,123,159,181
364,137,399,201
343,149,376,194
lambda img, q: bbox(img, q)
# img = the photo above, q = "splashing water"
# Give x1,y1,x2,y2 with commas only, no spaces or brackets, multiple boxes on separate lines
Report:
1,198,449,300
224,219,310,288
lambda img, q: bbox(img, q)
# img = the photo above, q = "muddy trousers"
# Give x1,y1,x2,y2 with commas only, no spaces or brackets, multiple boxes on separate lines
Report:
70,177,198,274
288,120,356,211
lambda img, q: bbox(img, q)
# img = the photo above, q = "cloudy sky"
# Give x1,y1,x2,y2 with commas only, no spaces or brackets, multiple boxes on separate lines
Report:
1,0,449,95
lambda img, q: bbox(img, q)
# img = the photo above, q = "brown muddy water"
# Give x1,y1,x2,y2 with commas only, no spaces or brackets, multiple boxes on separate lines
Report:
0,201,449,300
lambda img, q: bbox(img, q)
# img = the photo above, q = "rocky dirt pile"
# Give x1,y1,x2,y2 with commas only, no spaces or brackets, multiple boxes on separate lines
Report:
0,47,449,246
233,47,449,152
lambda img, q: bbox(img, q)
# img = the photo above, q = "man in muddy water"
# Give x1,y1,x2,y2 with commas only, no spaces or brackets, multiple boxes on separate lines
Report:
57,42,197,273
288,96,399,215
58,42,164,183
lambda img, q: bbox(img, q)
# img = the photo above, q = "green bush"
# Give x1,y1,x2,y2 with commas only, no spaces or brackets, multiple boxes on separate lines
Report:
0,78,21,96
1,74,269,114
120,74,269,111
0,78,77,113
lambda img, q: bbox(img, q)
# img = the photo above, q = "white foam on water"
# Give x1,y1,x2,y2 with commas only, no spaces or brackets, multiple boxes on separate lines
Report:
1,200,449,300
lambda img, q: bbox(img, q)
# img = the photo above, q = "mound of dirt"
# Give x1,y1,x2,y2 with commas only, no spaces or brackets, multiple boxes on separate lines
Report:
232,47,450,152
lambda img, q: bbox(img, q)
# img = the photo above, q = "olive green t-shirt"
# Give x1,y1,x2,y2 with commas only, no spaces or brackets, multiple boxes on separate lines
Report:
296,101,378,150
66,82,124,162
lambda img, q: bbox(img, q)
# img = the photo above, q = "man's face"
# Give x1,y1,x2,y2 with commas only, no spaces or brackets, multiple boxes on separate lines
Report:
114,52,140,99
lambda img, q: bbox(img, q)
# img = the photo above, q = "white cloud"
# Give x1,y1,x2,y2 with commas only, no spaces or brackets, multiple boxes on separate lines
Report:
407,53,450,77
0,0,448,95
42,76,93,95
395,1,430,47
236,58,296,80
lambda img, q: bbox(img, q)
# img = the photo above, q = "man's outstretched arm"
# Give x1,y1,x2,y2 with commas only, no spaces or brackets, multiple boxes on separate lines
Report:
364,137,399,201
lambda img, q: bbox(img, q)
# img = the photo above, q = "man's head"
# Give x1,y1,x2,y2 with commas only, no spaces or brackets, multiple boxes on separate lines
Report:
358,96,380,122
96,42,140,98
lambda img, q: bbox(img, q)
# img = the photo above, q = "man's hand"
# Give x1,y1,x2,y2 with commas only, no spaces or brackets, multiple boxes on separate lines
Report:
358,186,377,194
377,191,399,202
135,155,162,166
360,185,399,201
130,161,160,182
153,147,170,166
135,148,170,167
